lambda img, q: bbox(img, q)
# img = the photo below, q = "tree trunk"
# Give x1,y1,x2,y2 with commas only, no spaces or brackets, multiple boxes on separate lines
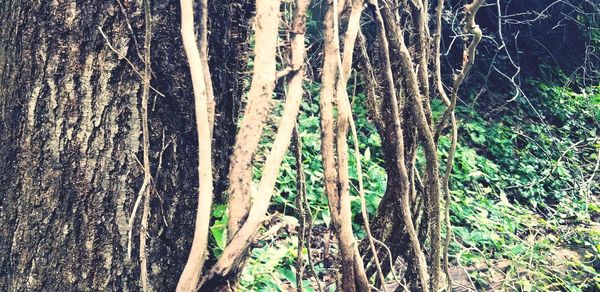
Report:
357,14,421,283
207,0,254,200
0,1,251,290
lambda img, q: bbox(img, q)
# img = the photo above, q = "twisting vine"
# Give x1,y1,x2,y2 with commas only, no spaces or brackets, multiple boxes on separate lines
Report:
177,0,215,290
293,126,324,292
368,0,431,289
294,126,307,292
433,1,486,290
124,0,153,290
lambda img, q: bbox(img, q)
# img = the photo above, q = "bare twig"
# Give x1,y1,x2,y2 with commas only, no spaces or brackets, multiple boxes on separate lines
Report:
138,1,153,290
293,126,307,292
434,0,486,143
507,139,587,190
97,27,165,97
350,84,387,291
372,237,401,286
349,75,387,291
433,4,486,288
441,113,457,291
292,126,325,292
115,0,144,62
303,194,324,292
293,126,324,292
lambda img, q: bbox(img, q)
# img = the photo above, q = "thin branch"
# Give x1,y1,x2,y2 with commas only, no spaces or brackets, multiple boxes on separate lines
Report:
496,0,523,103
176,0,215,289
294,126,306,292
441,113,457,291
350,99,388,291
115,0,144,62
293,124,323,292
434,0,485,142
303,188,324,292
139,1,153,290
434,4,486,290
507,139,587,190
293,126,325,292
97,27,165,97
372,237,401,286
199,1,307,288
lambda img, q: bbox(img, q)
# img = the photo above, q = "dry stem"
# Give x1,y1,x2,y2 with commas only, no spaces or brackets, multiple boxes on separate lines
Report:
138,1,152,290
227,0,282,239
198,1,308,287
176,0,215,289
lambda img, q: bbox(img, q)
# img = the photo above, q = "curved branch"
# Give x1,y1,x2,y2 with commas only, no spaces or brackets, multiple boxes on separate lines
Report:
176,0,215,290
432,1,486,290
434,0,486,142
199,0,308,288
227,0,282,238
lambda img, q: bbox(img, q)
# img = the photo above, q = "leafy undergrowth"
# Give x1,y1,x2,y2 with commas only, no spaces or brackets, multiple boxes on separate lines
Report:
213,80,599,291
442,82,600,291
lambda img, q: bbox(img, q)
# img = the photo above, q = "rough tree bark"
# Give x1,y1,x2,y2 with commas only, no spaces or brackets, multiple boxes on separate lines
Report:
0,0,252,290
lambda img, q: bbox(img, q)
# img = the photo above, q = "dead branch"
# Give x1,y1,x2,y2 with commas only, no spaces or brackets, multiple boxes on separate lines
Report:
434,0,485,142
97,27,164,97
139,1,152,290
432,2,486,290
350,94,388,291
176,0,215,289
227,0,282,239
293,125,325,292
198,0,308,288
294,126,306,292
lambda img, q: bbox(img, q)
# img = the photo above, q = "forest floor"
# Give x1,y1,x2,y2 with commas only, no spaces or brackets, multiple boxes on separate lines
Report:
242,209,599,291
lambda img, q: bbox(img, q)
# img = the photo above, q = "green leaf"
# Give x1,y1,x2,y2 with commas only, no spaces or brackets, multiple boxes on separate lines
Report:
278,267,296,285
322,209,331,228
364,147,371,161
210,223,227,250
212,204,227,218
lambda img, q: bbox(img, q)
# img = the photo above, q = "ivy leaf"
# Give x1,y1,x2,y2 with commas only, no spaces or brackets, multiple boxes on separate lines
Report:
210,224,227,250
